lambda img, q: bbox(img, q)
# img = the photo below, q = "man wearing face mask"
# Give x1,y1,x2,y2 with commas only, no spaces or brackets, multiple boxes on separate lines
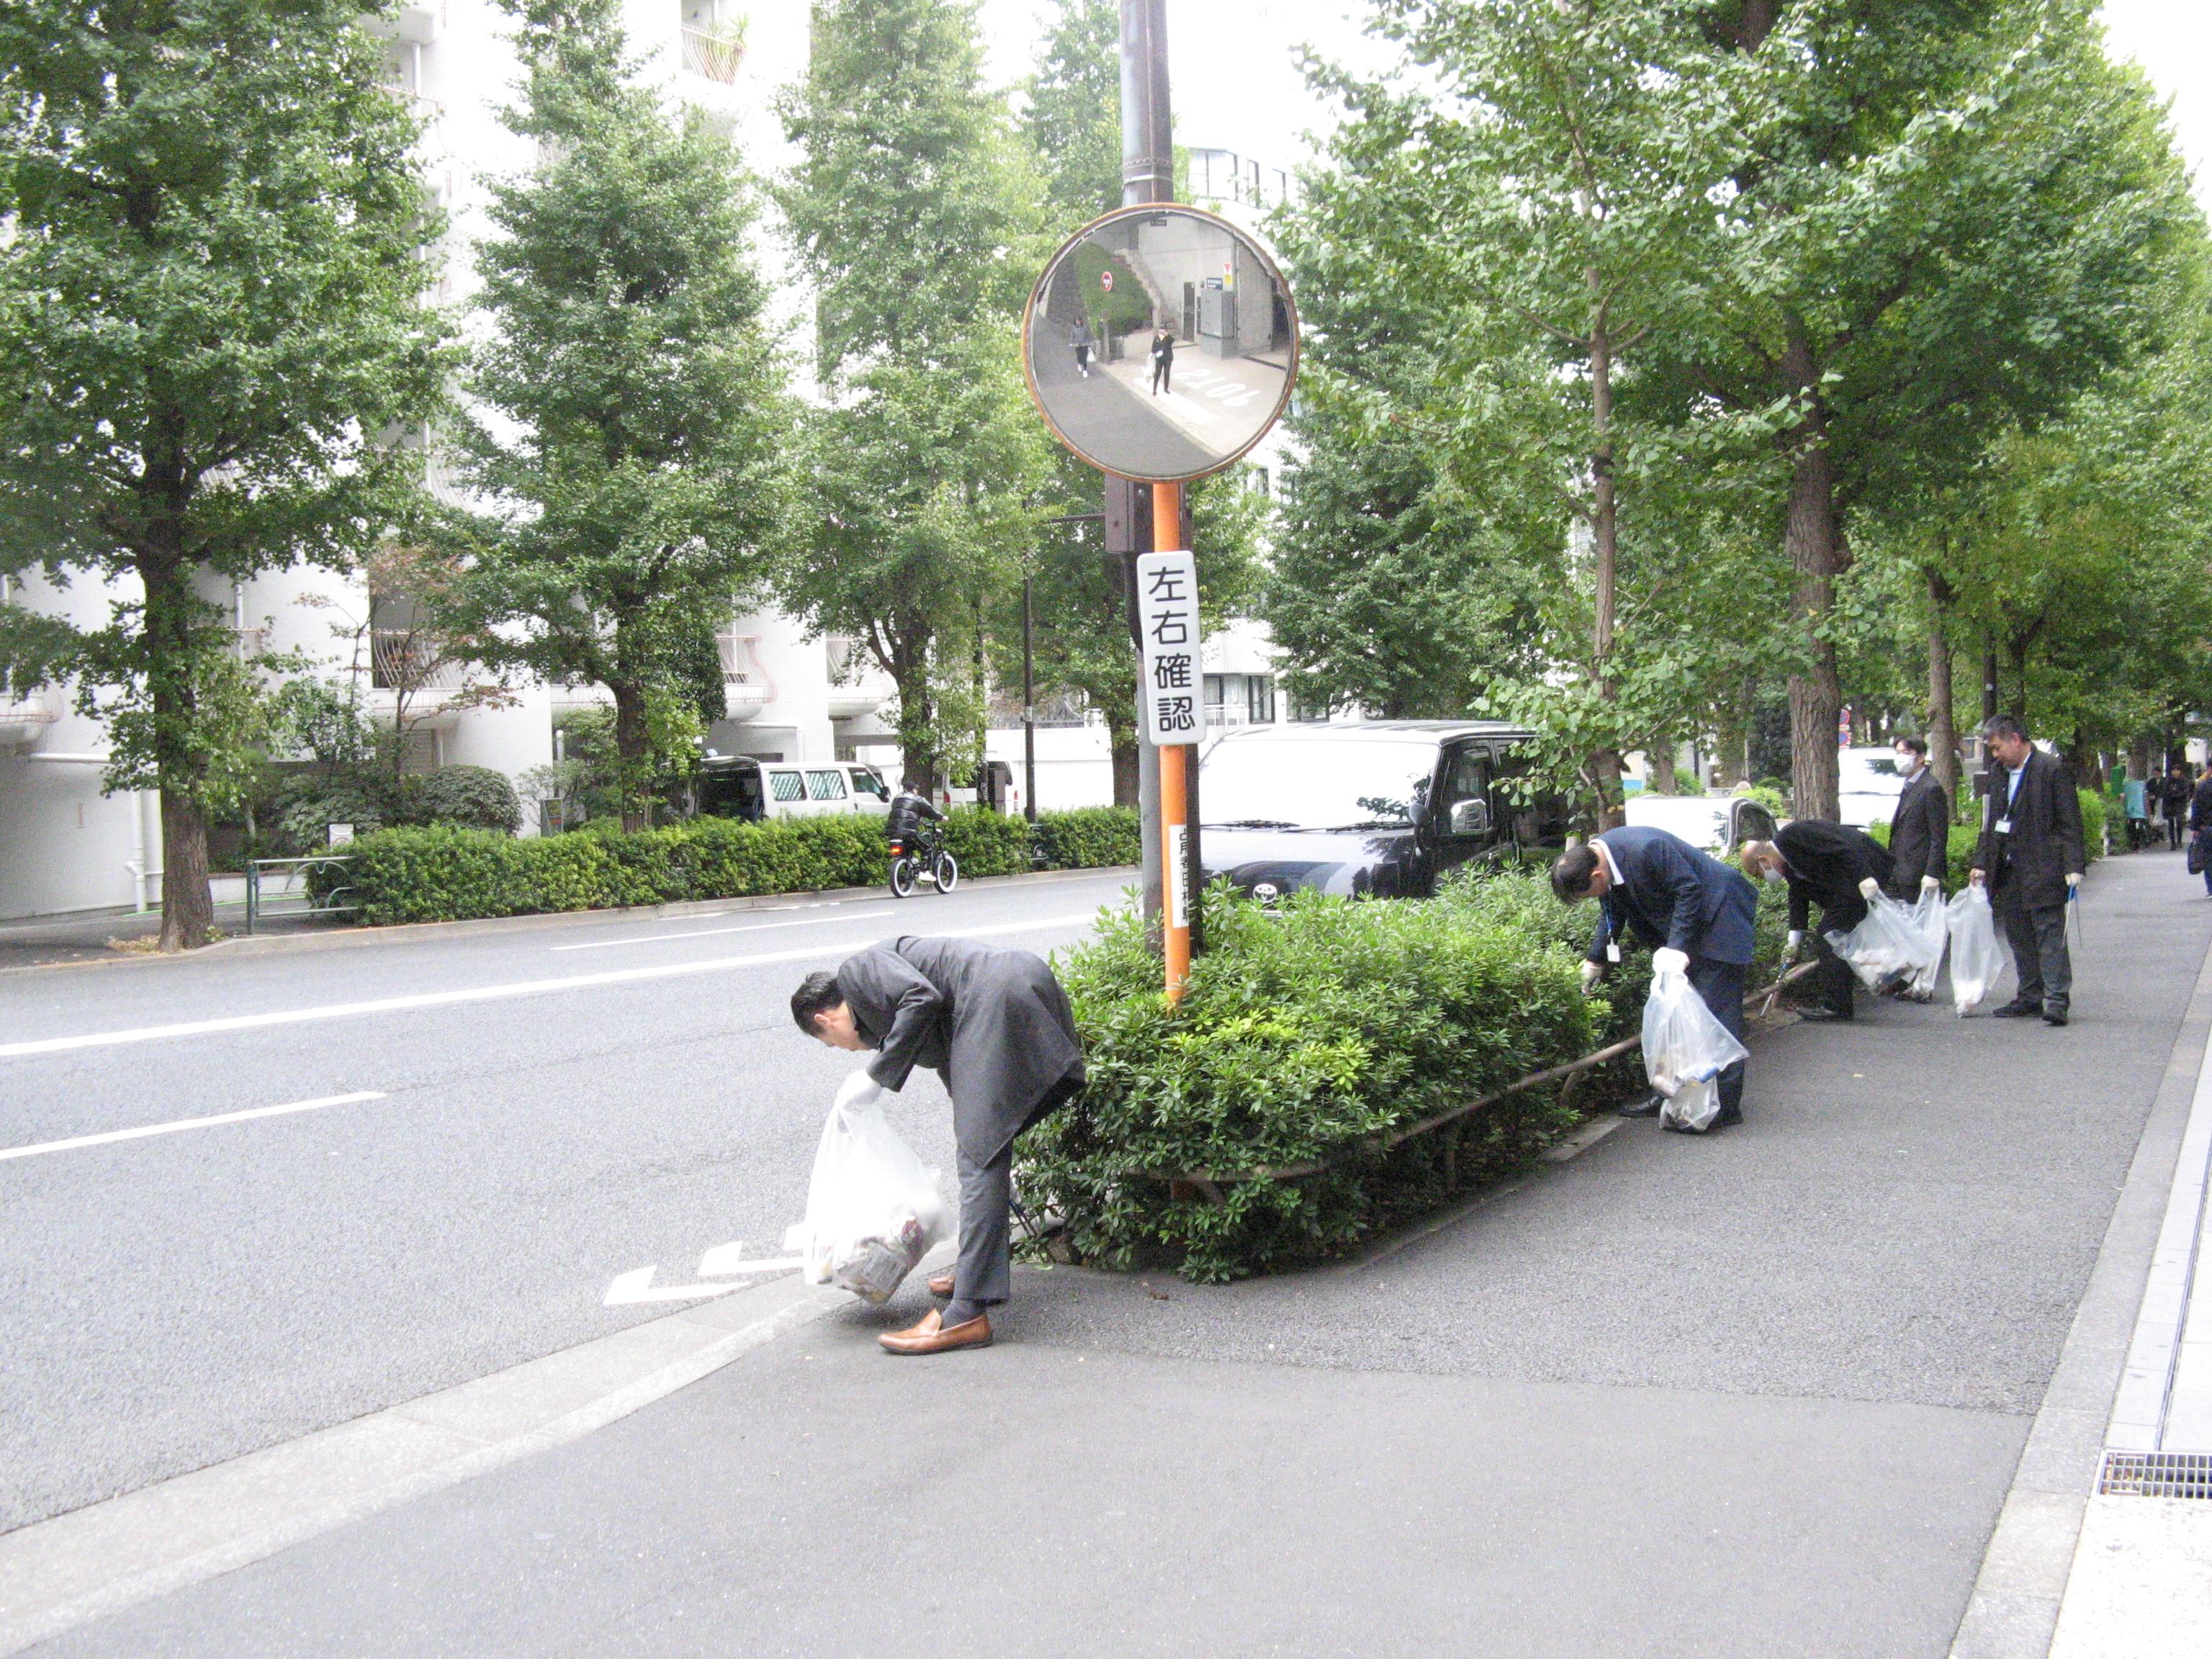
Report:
1883,736,1950,999
1740,821,1895,1021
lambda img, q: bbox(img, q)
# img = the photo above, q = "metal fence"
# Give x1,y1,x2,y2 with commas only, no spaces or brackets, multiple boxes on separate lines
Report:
244,855,359,935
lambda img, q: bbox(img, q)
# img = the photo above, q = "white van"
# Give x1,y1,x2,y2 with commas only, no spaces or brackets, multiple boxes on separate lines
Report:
696,758,892,822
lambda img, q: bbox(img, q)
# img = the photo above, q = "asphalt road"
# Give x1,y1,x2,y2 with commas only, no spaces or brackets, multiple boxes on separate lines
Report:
0,868,1133,1532
35,849,2211,1658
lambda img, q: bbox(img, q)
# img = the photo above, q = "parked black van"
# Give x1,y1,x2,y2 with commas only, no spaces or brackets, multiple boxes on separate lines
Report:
1197,721,1571,901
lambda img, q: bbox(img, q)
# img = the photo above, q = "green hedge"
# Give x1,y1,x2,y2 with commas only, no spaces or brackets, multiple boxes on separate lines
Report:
1017,868,1792,1285
315,807,1139,926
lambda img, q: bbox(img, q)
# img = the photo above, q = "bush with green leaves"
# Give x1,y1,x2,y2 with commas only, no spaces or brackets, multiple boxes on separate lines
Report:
1032,806,1140,869
1017,886,1599,1283
318,807,1140,925
406,765,521,835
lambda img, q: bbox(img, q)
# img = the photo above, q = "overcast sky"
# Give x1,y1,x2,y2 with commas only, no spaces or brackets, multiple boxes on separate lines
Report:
980,1,2212,208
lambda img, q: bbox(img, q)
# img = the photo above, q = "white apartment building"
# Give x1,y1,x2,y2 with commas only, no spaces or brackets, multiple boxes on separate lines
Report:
1,4,1313,918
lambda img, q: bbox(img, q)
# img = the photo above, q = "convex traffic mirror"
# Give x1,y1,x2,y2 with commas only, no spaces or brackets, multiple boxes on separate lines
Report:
1022,204,1298,483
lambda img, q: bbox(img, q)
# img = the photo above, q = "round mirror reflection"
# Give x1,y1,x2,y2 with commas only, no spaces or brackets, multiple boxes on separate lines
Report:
1022,204,1298,483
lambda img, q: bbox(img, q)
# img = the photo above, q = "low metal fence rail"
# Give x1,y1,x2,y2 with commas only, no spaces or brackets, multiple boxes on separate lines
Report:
244,855,358,935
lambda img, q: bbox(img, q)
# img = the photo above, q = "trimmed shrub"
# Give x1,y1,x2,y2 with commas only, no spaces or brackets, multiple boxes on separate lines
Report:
1033,806,1141,869
408,765,523,835
1017,888,1598,1283
318,806,1141,926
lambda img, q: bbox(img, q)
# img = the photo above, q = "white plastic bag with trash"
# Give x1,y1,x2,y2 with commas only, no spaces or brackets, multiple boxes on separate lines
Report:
1823,890,1942,990
1904,889,1949,999
782,1089,950,1304
1946,884,2009,1015
1642,964,1750,1133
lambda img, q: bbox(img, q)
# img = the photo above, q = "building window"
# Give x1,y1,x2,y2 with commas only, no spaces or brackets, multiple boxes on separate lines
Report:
680,0,745,84
1248,675,1276,724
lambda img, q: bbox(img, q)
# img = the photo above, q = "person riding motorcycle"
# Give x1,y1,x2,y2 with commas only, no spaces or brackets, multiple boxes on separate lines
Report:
886,788,944,845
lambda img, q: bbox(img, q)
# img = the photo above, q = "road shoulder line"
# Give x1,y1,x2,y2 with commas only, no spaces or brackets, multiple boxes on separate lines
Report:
0,1272,847,1657
1947,918,2212,1659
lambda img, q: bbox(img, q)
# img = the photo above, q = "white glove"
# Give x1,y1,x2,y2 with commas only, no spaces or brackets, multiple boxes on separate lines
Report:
2064,873,2082,893
833,1071,882,1111
1858,876,1881,901
1580,961,1606,996
1652,948,1689,979
1782,930,1803,961
1920,876,1940,893
1969,868,1986,887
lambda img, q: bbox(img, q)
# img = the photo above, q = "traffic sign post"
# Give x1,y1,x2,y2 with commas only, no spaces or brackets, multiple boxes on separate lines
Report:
1135,532,1202,993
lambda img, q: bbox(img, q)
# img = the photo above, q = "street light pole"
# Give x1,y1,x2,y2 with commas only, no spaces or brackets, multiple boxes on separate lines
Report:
1021,573,1037,825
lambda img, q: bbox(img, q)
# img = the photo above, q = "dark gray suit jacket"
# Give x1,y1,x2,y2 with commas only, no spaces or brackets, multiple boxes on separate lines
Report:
1977,750,2085,909
1887,770,1950,893
837,936,1085,1164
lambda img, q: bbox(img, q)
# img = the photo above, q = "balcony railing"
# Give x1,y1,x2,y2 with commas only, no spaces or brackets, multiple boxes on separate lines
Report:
369,631,469,692
680,26,745,84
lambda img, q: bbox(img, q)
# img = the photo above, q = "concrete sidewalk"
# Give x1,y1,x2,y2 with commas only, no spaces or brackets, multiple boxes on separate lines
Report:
21,849,2212,1658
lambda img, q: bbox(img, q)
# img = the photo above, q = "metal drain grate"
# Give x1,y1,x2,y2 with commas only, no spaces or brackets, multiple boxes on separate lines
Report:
2098,1451,2212,1499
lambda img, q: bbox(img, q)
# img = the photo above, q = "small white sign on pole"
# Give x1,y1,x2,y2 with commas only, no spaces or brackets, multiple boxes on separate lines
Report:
1134,550,1205,748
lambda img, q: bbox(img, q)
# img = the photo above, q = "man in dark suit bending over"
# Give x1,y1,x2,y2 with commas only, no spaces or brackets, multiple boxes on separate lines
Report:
1740,821,1894,1021
1552,826,1761,1133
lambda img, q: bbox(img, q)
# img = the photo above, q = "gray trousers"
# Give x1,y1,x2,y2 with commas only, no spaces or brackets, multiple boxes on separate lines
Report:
954,1074,1081,1305
1997,890,2072,1010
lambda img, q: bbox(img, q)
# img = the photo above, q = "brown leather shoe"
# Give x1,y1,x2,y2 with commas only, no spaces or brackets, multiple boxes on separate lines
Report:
878,1309,992,1356
925,1271,955,1298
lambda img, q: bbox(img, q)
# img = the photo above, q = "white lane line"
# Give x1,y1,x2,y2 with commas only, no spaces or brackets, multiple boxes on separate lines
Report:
0,914,1100,1061
0,1092,388,1163
549,909,896,953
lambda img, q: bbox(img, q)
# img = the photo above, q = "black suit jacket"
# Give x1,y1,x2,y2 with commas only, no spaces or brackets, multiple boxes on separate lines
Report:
2191,777,2212,832
1586,827,1759,967
1886,771,1950,892
1775,819,1893,931
1977,750,2085,909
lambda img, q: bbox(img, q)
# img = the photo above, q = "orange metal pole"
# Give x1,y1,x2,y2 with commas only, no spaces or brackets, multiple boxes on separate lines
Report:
1153,480,1190,1003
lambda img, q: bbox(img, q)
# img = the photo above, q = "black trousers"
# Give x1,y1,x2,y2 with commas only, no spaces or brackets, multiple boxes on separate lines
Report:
1995,888,2072,1010
1689,955,1748,1120
1809,894,1867,1017
2170,813,2185,850
953,1072,1082,1306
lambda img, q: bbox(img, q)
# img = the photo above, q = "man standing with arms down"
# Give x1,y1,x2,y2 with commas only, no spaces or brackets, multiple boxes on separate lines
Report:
793,936,1085,1354
1883,735,1950,1000
1739,822,1894,1021
1552,825,1760,1133
1970,715,2085,1025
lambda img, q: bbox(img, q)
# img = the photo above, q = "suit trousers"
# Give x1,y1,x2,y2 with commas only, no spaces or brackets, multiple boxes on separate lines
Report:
1997,889,2072,1010
1689,956,1748,1120
1809,894,1866,1017
953,1072,1082,1305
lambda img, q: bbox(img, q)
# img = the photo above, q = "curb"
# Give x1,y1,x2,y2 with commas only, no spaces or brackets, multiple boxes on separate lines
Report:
1946,917,2212,1657
0,1259,912,1655
0,866,1137,978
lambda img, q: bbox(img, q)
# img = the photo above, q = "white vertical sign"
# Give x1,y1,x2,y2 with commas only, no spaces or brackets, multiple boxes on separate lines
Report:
1135,550,1205,747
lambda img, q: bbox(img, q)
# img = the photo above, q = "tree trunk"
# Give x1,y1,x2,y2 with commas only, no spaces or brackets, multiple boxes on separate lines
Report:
610,680,651,832
1781,423,1845,822
1981,638,1999,724
138,554,215,951
1649,739,1678,793
1924,565,1959,822
2006,633,2031,723
1110,721,1139,808
1587,307,1627,826
891,651,937,794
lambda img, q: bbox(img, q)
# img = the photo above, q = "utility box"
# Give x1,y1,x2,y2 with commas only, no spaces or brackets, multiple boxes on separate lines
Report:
1199,286,1237,356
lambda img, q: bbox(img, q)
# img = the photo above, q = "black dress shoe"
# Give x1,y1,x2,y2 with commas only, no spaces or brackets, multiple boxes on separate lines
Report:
2042,1005,2069,1026
1797,1007,1851,1022
1991,999,2040,1018
1618,1093,1664,1118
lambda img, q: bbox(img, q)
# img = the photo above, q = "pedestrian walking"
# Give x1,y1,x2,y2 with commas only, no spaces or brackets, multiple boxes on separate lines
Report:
1886,735,1951,903
1739,822,1895,1019
2161,763,2194,850
1149,326,1174,395
2190,766,2212,896
1969,715,2085,1025
1068,315,1093,379
1552,827,1760,1133
792,935,1085,1355
2124,775,2151,850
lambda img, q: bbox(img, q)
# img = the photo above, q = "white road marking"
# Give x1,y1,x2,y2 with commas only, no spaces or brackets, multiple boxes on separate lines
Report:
0,1092,388,1163
603,1260,804,1305
549,909,896,953
0,914,1100,1060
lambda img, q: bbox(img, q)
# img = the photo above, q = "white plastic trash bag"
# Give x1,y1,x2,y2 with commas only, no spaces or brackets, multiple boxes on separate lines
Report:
782,1095,950,1304
1823,891,1941,990
1642,966,1750,1133
1905,889,1949,999
1946,884,2008,1015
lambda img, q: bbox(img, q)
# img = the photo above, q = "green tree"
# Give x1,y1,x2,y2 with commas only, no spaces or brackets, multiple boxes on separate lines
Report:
778,0,1052,790
1658,0,2194,818
456,0,792,829
0,0,447,949
1022,0,1121,230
